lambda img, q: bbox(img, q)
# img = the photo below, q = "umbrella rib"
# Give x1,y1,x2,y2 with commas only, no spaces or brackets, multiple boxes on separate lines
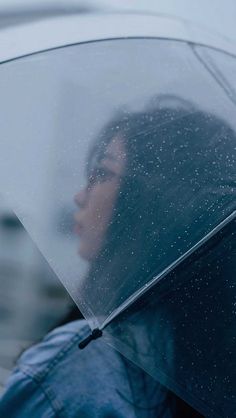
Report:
101,210,236,331
191,44,236,108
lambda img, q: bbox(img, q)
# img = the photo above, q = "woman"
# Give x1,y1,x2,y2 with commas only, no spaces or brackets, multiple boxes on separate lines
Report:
0,101,235,417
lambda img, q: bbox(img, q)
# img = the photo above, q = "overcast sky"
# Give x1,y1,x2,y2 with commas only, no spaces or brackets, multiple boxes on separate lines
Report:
96,0,236,43
0,0,236,43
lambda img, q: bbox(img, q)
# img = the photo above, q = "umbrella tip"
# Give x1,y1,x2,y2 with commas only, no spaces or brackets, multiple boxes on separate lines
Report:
78,328,103,349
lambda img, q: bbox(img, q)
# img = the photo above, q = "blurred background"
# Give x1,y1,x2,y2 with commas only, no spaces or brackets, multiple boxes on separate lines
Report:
1,0,236,42
0,0,235,393
0,195,72,391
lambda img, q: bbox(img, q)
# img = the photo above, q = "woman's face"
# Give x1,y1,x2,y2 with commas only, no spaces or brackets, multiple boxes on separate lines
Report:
74,136,126,261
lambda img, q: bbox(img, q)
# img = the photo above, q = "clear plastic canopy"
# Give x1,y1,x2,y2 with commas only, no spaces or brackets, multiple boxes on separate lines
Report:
0,38,235,417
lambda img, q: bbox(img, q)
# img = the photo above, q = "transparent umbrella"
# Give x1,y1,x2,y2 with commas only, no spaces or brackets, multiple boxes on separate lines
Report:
0,13,235,418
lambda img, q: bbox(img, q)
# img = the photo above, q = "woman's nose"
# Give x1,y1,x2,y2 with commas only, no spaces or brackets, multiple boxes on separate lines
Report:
74,188,87,209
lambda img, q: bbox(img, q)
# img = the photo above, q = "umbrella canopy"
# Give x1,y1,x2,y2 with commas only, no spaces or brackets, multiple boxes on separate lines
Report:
0,13,235,418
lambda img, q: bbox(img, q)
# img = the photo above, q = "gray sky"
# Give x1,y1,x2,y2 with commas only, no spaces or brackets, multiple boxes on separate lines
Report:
0,0,236,43
95,0,236,43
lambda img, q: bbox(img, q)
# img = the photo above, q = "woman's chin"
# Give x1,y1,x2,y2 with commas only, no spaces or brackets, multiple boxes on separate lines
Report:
77,244,87,260
78,243,94,262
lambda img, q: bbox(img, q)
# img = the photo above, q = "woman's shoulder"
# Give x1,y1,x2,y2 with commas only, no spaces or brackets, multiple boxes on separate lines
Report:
0,320,139,417
18,319,128,382
18,319,90,377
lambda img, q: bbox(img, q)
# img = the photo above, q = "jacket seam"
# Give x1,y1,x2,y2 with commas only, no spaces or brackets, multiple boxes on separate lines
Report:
21,325,89,383
20,369,67,418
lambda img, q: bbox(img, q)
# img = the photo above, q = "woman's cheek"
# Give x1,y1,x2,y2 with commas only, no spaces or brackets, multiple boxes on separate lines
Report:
91,181,119,225
80,180,120,260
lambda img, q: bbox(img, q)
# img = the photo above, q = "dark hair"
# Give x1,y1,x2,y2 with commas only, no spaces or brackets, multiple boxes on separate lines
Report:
84,104,235,313
62,100,236,417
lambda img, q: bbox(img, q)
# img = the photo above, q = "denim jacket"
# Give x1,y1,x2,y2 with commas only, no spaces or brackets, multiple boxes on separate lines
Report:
0,320,172,418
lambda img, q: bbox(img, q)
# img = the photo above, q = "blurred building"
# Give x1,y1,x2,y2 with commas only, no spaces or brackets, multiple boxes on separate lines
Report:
0,197,72,392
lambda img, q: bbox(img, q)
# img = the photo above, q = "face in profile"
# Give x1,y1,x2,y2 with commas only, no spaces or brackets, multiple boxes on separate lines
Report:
74,136,126,261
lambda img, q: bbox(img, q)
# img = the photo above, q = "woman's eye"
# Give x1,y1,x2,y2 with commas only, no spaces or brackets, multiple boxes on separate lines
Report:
88,168,114,186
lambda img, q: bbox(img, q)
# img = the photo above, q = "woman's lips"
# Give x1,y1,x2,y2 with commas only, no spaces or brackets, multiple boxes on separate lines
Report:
74,221,83,236
74,211,84,235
